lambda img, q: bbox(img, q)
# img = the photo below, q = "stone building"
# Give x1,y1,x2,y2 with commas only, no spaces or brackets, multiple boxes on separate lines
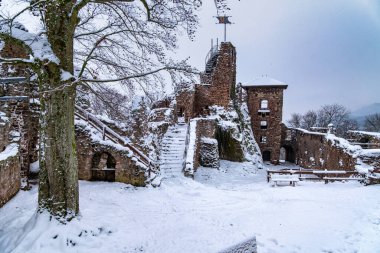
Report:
242,77,288,164
176,42,237,119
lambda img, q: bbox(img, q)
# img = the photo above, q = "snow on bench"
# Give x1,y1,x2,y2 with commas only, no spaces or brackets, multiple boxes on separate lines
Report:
322,177,364,184
313,170,347,174
271,174,300,187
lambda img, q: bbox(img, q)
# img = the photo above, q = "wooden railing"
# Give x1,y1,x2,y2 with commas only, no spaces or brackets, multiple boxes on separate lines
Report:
75,105,156,171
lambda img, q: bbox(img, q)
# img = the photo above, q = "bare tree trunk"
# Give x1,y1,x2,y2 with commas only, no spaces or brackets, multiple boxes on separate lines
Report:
37,2,79,219
37,65,78,219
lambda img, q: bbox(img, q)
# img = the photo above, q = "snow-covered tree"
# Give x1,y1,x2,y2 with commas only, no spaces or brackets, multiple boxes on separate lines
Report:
288,104,357,137
0,0,228,221
301,110,317,130
364,113,380,132
287,113,302,128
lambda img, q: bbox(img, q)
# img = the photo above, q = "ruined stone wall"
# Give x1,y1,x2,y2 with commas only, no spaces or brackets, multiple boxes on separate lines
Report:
0,99,38,179
76,125,147,186
360,153,380,172
0,144,21,207
195,42,236,115
0,112,21,207
176,90,195,122
194,119,216,170
297,132,356,170
246,87,285,164
0,41,29,80
283,129,357,171
200,137,219,168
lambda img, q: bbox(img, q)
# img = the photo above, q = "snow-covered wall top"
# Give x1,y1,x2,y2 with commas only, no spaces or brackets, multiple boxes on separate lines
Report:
0,21,59,63
348,130,380,140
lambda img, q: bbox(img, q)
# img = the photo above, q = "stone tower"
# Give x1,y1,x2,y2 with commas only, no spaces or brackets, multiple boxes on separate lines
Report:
242,77,288,164
194,42,237,115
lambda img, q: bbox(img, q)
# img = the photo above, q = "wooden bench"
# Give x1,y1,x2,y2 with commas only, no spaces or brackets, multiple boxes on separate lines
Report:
323,177,365,184
271,174,300,187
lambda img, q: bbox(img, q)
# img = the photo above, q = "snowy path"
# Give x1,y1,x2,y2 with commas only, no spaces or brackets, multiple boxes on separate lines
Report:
159,124,188,179
0,161,380,253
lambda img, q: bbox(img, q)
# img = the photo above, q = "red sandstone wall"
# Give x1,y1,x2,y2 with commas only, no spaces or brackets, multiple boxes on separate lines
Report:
176,90,195,122
194,42,236,115
0,145,21,207
75,126,147,186
292,130,357,171
246,87,285,164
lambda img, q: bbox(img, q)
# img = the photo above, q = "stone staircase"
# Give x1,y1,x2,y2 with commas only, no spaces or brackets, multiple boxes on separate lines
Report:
160,122,188,179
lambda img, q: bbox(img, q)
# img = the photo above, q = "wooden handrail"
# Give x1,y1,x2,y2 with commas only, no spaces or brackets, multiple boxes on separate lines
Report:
75,105,155,170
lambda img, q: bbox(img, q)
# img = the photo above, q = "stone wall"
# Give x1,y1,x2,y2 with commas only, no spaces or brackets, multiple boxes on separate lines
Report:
193,119,216,171
282,128,357,171
0,143,21,208
195,42,236,115
184,118,216,176
200,137,219,168
76,125,147,187
0,41,29,79
0,99,39,181
245,87,286,164
176,89,195,122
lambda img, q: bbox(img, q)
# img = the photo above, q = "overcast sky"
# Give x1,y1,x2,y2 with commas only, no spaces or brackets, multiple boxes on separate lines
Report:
175,0,380,119
2,0,380,120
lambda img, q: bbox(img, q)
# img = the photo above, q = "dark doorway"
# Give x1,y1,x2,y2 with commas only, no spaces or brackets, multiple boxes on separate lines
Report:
91,152,116,182
262,150,271,161
178,107,184,117
284,146,295,163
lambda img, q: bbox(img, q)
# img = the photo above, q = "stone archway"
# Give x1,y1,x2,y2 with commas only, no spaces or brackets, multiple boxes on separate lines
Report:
91,152,116,182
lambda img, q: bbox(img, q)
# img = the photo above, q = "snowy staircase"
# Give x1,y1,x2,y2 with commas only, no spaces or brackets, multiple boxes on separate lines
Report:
160,123,188,179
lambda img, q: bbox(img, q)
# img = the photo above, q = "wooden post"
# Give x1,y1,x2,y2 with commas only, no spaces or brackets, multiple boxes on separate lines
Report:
102,126,106,140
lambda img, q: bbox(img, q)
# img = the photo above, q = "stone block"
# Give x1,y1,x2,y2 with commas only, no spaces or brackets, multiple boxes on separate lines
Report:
200,137,219,168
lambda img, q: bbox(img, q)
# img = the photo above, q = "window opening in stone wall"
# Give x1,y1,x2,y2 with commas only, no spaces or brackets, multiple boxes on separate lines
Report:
260,121,268,129
261,100,268,109
260,136,267,143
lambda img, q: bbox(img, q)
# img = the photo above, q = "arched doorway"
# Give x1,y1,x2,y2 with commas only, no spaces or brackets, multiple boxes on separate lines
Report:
281,146,295,163
91,152,116,181
262,150,271,162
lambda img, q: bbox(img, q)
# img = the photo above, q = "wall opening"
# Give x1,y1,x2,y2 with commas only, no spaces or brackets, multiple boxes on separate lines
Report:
178,107,184,117
262,150,271,161
280,146,295,163
91,152,116,182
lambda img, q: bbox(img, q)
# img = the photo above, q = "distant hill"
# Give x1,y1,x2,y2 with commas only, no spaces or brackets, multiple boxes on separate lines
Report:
351,103,380,128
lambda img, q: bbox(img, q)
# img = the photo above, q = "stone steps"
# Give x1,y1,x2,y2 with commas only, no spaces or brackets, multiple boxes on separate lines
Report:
159,124,188,179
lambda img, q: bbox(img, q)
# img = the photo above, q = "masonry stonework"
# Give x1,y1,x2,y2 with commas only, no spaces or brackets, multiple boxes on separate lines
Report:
281,128,358,171
0,144,21,208
176,90,195,122
76,125,147,186
244,86,287,164
194,42,236,115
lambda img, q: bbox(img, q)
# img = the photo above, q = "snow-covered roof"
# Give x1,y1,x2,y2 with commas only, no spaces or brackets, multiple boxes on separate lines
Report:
242,76,288,88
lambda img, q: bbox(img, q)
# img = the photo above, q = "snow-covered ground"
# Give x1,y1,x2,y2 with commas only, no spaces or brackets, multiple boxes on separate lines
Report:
1,161,379,253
